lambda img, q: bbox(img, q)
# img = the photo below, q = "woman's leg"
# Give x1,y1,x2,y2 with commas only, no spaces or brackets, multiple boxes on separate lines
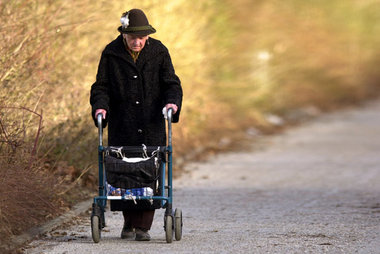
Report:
123,209,155,241
123,210,155,230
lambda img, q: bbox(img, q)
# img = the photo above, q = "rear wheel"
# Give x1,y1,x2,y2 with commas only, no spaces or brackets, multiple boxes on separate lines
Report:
174,208,182,241
91,215,101,243
165,215,173,243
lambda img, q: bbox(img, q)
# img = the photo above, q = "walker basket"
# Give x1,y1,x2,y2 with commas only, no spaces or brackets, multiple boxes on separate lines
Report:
104,154,160,190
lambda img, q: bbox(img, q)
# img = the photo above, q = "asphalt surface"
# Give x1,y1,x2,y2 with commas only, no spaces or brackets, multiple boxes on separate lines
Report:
24,101,380,254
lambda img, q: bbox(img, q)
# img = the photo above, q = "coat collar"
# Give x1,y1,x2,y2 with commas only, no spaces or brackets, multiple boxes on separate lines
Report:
103,35,160,68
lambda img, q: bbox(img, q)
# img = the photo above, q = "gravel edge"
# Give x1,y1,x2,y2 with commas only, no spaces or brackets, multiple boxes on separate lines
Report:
2,199,93,253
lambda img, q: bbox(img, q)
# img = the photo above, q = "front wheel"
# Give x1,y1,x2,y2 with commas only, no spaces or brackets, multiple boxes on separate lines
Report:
165,215,173,243
174,208,182,241
91,215,101,243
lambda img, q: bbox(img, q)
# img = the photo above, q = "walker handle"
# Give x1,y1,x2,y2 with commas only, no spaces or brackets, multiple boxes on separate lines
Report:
167,108,173,147
97,113,103,147
98,109,172,147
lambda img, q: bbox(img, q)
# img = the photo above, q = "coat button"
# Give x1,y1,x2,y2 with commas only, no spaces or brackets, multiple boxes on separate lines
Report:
133,75,138,79
135,101,140,105
137,129,143,133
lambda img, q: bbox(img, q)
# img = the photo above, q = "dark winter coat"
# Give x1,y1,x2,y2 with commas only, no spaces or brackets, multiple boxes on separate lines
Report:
90,35,182,146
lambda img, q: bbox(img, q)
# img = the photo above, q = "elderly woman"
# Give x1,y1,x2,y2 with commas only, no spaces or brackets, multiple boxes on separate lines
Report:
90,9,182,241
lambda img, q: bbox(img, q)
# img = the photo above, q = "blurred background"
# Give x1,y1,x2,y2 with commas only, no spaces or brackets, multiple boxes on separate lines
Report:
1,0,380,244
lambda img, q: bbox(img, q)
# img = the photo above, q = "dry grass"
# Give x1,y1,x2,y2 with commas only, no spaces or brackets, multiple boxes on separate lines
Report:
1,0,380,247
0,107,60,248
216,0,380,117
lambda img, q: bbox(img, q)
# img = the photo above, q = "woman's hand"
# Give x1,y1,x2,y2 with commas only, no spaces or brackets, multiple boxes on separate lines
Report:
165,104,178,114
95,109,107,119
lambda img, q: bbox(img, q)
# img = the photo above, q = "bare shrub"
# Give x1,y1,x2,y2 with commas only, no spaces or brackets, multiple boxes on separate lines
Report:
0,107,61,245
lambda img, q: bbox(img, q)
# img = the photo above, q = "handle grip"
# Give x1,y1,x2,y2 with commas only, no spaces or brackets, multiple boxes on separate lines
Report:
167,108,173,147
97,109,173,147
97,113,103,146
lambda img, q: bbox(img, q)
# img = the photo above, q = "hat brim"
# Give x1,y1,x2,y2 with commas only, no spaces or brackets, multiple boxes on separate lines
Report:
118,25,156,35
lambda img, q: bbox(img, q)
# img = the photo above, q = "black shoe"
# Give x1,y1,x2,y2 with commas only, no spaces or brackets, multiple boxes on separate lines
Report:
135,228,151,241
121,225,135,239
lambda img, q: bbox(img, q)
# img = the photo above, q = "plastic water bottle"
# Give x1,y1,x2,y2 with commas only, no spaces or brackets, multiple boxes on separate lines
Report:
146,187,154,196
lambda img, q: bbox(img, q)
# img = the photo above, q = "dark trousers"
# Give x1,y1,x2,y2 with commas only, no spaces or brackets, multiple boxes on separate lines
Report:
123,210,155,230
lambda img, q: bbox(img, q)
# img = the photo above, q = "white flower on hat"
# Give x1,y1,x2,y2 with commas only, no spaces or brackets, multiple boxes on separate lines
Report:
120,13,129,28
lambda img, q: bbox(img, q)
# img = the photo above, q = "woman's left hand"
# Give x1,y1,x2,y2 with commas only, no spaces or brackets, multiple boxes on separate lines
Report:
165,104,178,114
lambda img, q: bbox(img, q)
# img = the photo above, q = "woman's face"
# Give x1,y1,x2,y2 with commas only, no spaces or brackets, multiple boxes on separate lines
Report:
123,33,149,52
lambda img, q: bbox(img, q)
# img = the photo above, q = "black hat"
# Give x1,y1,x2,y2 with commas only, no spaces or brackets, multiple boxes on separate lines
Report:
118,9,156,35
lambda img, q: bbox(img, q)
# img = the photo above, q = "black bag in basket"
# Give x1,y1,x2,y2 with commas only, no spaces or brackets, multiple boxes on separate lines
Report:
105,155,159,190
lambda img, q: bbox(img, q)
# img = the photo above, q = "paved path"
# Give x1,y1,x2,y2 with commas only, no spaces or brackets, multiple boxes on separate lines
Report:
25,101,380,253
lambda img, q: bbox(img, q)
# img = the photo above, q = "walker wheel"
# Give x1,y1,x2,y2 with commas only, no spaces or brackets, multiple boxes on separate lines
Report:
91,215,101,243
174,208,183,241
164,215,173,243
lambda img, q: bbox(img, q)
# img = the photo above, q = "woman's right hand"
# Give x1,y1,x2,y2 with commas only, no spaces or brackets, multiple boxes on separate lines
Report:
95,109,107,119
